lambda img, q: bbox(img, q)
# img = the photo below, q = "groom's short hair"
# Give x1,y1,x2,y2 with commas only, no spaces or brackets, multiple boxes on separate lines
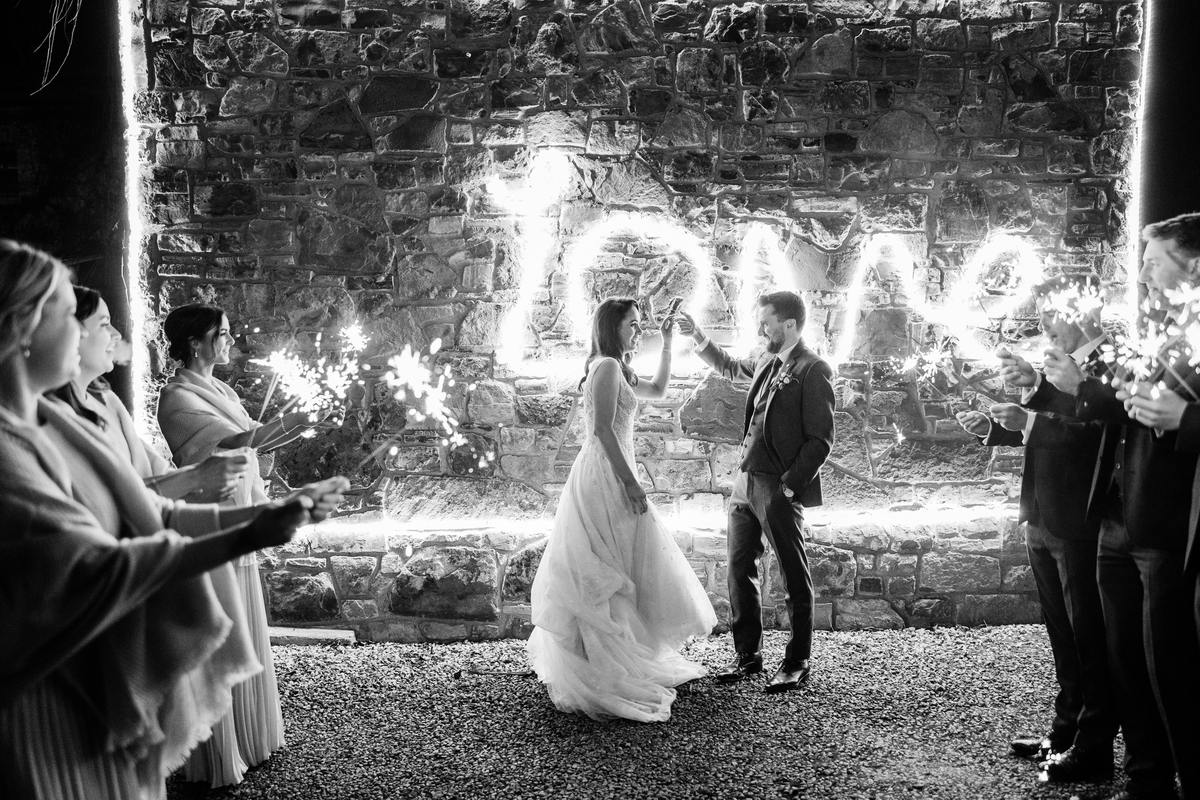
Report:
759,291,806,329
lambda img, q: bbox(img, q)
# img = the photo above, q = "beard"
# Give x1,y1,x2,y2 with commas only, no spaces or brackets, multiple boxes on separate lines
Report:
764,333,783,354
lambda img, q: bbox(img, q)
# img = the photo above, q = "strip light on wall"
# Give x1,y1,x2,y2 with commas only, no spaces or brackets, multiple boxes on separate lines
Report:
117,0,150,432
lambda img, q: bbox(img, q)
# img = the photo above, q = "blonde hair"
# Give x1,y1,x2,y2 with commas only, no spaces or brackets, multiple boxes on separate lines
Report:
0,240,68,361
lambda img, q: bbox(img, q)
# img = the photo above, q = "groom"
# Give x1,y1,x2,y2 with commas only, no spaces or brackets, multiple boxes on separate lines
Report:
676,291,835,693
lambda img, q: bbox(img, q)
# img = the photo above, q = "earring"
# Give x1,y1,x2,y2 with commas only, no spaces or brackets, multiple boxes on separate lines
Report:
19,340,31,358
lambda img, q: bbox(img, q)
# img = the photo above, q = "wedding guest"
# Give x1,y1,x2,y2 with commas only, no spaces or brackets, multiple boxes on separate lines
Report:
52,285,246,501
1044,213,1200,800
677,291,834,693
157,302,328,787
956,276,1117,783
0,239,316,799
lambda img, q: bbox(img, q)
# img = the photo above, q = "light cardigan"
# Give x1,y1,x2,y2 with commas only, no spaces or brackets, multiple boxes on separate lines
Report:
34,397,261,775
158,368,268,505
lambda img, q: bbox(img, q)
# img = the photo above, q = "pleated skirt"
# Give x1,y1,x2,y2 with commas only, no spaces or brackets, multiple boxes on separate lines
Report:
183,555,284,787
0,675,161,800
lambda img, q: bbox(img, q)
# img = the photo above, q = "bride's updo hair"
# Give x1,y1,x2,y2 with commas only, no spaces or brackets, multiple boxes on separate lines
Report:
580,297,638,389
164,303,225,366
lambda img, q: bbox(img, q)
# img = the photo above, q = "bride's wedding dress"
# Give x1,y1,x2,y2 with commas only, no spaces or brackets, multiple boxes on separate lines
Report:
528,358,717,722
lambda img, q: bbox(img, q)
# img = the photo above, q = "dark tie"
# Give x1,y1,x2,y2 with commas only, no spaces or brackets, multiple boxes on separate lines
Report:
756,358,781,406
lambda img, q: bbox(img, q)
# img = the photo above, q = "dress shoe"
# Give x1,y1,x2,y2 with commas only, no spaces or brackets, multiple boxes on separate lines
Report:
1010,734,1056,759
1037,746,1113,783
764,659,810,694
1105,790,1180,800
714,652,763,684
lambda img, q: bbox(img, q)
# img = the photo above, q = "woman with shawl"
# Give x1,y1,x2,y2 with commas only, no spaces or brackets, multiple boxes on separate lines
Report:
51,285,246,502
0,239,328,799
156,303,328,786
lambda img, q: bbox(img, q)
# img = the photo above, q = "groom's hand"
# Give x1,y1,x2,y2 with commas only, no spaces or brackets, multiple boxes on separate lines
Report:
675,311,704,342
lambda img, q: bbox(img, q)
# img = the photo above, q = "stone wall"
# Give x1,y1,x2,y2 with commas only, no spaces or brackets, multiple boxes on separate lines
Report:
131,0,1140,637
266,508,1039,642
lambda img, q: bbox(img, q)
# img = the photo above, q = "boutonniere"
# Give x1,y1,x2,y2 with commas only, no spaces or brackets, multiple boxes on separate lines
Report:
768,369,797,392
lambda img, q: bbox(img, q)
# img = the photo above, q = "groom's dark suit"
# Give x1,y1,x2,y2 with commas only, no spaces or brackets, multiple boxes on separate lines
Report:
696,339,835,664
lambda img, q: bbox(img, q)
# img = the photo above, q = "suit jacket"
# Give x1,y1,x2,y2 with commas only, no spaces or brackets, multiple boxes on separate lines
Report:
981,352,1115,542
1074,351,1200,552
697,340,835,506
1165,401,1200,572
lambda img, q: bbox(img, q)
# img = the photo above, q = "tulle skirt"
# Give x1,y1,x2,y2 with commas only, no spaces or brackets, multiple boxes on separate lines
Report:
528,444,717,722
184,556,283,786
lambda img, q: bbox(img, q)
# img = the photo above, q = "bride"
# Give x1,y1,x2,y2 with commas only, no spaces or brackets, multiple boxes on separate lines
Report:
527,297,717,722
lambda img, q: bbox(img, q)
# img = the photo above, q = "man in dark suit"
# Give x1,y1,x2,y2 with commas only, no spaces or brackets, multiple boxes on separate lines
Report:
956,277,1117,784
676,291,835,693
1045,213,1200,800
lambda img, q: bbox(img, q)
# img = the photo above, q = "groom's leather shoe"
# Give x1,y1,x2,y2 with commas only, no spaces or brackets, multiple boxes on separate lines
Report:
714,652,763,683
1037,746,1113,783
1010,734,1060,760
764,659,810,693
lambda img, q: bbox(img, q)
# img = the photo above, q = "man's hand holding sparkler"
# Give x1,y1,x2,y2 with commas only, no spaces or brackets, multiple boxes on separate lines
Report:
955,410,991,437
988,402,1029,432
286,476,351,523
1043,346,1085,395
997,348,1037,388
1114,377,1189,431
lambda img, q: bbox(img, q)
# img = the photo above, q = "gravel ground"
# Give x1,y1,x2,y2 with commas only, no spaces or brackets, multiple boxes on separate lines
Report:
167,626,1126,800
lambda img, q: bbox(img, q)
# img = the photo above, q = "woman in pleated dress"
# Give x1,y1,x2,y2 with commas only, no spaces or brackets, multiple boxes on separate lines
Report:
0,239,320,799
528,298,717,722
156,303,325,786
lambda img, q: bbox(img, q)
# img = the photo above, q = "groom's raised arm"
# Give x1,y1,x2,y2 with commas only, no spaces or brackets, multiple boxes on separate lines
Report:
694,338,758,383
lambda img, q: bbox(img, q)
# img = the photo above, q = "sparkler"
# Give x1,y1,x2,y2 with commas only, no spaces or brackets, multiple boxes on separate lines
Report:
355,337,497,473
252,322,371,424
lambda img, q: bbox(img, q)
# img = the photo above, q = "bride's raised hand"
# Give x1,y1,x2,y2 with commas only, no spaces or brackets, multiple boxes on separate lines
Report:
660,297,682,343
623,478,649,515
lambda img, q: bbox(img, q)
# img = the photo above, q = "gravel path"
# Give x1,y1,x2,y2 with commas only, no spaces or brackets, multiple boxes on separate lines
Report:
168,626,1125,800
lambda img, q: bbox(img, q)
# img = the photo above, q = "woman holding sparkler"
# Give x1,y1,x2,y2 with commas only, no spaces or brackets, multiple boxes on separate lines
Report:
157,302,330,787
49,287,248,501
0,240,329,800
527,297,716,722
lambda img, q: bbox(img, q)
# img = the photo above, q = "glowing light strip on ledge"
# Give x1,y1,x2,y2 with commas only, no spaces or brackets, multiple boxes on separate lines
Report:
118,0,150,432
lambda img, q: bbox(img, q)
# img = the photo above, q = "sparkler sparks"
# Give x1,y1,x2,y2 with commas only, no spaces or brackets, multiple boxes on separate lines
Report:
252,323,370,422
357,338,496,472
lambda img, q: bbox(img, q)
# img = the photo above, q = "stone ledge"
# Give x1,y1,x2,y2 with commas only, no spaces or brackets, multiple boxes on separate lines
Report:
268,626,358,646
260,504,1038,642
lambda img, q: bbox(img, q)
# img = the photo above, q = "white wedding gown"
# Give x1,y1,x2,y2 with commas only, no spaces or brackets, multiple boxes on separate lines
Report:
528,359,718,722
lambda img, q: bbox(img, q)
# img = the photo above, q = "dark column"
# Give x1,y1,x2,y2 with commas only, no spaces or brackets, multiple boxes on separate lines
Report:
1138,0,1200,227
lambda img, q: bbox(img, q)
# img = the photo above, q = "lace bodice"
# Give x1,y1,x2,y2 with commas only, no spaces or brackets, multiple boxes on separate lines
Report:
583,360,638,461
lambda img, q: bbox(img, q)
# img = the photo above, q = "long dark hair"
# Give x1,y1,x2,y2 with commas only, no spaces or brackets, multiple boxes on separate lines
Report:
164,303,225,366
49,285,108,429
580,297,638,389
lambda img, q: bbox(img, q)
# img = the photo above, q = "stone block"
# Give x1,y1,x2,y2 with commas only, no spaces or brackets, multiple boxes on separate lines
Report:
389,545,500,620
468,380,517,425
808,543,857,597
813,602,834,631
909,597,955,628
860,110,938,156
679,373,744,442
515,394,574,426
835,598,904,630
502,539,547,603
340,599,379,620
330,555,379,597
920,552,1001,593
266,571,339,622
957,593,1042,626
1002,563,1037,592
